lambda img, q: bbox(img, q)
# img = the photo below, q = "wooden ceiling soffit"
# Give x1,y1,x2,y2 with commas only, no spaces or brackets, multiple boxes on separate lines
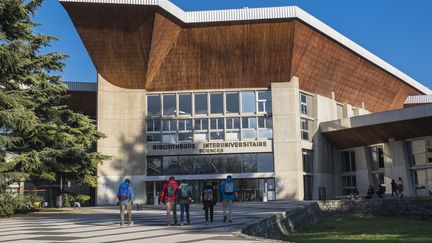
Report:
322,117,432,149
146,11,182,90
147,21,295,91
61,2,156,89
291,20,422,112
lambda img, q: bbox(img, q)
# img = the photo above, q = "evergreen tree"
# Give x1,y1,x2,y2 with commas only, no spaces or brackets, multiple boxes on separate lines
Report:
0,0,109,193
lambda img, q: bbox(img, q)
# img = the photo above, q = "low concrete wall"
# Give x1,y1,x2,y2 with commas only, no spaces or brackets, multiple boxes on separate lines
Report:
241,203,321,240
240,198,432,240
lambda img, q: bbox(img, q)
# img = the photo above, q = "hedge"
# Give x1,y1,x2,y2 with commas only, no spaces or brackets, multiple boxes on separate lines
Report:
0,193,43,217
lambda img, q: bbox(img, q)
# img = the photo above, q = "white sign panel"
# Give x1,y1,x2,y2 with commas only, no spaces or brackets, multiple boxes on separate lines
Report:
147,141,272,155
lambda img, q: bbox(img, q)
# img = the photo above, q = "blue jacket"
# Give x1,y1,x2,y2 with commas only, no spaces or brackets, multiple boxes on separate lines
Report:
220,179,237,201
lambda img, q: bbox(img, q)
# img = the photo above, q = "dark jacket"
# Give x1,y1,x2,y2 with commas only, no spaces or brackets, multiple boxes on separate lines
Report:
202,183,218,205
391,181,398,191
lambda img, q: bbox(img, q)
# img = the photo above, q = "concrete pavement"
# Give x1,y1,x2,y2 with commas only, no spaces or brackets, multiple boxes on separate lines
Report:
0,201,310,242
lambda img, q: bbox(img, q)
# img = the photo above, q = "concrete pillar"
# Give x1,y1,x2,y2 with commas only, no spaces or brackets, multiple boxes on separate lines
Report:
271,77,303,200
97,74,147,205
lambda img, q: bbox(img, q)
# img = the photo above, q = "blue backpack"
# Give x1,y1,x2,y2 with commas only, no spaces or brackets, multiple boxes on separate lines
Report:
118,182,129,201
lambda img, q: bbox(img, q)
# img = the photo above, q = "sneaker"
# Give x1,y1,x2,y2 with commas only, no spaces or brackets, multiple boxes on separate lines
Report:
206,221,209,225
223,217,227,222
167,222,171,226
128,221,134,226
180,222,184,226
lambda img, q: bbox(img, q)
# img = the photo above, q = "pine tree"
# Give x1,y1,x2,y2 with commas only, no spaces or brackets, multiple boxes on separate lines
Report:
0,0,109,193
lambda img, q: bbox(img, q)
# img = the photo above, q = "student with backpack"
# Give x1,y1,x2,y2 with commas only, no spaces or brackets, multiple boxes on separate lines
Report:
220,175,237,223
202,180,217,225
160,176,179,225
177,179,192,226
117,178,134,227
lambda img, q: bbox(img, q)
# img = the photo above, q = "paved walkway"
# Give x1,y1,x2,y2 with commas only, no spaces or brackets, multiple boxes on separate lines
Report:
0,201,310,243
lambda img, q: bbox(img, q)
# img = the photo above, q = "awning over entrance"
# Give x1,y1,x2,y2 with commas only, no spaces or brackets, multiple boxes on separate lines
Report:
320,104,432,149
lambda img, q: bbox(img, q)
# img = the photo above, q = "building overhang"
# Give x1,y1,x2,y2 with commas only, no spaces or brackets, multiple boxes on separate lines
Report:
320,104,432,149
60,0,430,95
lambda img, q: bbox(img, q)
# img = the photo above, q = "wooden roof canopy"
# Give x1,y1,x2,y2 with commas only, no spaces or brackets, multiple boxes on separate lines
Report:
321,104,432,149
60,0,430,112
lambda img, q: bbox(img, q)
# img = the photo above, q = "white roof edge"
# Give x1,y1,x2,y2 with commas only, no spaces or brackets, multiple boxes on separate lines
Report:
59,0,431,95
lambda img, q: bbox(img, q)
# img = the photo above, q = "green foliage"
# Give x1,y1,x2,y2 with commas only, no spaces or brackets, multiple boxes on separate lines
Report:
0,193,43,217
62,192,91,207
0,0,110,193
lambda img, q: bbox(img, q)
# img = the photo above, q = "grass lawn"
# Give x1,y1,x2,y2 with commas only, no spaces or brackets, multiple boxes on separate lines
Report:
282,216,432,242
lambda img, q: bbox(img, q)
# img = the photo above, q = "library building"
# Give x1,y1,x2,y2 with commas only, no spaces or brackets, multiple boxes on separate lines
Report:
61,0,432,205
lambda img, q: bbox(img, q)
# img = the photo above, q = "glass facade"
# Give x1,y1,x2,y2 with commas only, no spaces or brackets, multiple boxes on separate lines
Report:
146,153,274,176
146,178,276,204
146,90,272,143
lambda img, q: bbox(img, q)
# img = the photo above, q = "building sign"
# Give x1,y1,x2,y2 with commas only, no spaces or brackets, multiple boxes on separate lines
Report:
147,141,272,155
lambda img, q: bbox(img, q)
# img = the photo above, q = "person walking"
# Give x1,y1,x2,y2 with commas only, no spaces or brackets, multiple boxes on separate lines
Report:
117,178,134,227
391,179,398,198
177,179,192,226
220,175,237,223
398,177,404,198
202,180,217,225
160,176,179,225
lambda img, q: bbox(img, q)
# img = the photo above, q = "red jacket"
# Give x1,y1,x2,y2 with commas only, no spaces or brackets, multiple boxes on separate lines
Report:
160,180,179,203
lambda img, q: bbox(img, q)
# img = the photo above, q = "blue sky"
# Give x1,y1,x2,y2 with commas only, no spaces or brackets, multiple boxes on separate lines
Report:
35,0,432,89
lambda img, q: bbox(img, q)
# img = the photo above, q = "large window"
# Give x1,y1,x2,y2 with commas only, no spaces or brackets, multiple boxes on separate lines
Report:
147,157,162,175
241,91,256,113
178,93,192,116
226,117,240,140
242,117,257,140
178,119,193,142
162,94,176,116
147,95,161,116
162,119,177,143
194,118,208,141
411,139,432,166
146,89,272,142
194,93,208,115
225,154,242,173
147,153,274,176
146,119,161,142
225,92,239,114
341,150,356,172
341,176,357,195
210,118,224,140
258,117,272,139
257,91,271,113
302,149,313,173
210,92,223,114
370,146,384,171
301,118,313,140
336,104,344,119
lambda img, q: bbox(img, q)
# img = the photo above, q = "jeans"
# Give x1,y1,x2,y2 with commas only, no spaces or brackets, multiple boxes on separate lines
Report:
204,201,214,222
179,203,190,223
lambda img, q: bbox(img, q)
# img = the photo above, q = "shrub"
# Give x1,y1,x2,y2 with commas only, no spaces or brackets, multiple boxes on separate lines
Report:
0,193,43,217
62,192,91,207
